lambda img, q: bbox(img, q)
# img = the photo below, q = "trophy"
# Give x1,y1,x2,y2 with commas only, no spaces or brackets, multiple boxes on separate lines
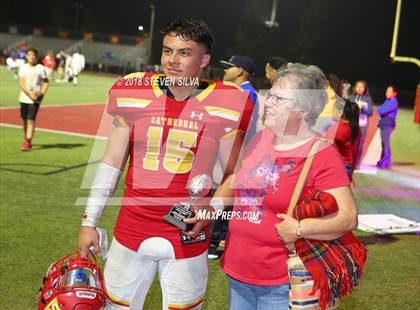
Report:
163,174,212,231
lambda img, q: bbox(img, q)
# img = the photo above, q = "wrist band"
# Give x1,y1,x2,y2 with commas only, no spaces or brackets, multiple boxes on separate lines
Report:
81,162,121,227
209,197,224,212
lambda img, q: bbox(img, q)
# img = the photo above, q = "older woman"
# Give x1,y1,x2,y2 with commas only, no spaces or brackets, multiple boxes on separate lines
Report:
203,63,358,310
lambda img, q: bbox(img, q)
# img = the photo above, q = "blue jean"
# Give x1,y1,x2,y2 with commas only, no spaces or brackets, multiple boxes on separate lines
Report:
377,127,394,168
227,276,289,310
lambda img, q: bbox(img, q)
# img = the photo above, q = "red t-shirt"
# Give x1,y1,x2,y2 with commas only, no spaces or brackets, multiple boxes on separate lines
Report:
106,73,254,258
221,129,350,285
325,121,361,169
42,55,56,70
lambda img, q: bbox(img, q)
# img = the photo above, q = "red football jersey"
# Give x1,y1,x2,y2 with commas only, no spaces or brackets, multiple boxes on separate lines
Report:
106,72,254,258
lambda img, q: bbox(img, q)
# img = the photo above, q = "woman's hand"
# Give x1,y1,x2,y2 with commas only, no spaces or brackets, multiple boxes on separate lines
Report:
275,213,299,244
288,186,358,241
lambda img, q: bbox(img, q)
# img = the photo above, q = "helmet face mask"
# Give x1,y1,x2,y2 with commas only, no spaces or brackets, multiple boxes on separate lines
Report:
38,251,107,310
63,267,101,288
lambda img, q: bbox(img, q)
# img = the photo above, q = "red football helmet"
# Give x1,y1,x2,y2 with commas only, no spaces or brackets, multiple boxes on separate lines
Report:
38,250,107,310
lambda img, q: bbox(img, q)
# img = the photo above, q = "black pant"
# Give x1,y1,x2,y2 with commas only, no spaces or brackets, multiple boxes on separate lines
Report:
20,102,40,120
356,126,367,168
210,206,232,247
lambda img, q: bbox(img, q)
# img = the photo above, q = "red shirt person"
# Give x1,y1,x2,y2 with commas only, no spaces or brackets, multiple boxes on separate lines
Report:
106,72,253,258
78,18,253,310
325,99,361,181
195,64,358,309
42,53,56,70
42,53,56,80
222,129,351,285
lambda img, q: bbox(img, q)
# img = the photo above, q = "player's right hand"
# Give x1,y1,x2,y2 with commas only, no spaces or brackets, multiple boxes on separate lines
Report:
78,226,100,258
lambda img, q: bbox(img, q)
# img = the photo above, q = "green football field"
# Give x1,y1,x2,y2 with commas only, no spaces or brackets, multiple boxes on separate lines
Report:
0,66,115,107
0,65,419,309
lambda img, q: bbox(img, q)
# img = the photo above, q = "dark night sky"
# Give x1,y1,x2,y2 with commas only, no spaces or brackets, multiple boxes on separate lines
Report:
1,0,419,96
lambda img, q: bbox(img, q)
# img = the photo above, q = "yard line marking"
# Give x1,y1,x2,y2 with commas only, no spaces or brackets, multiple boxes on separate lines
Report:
0,123,107,139
0,102,105,110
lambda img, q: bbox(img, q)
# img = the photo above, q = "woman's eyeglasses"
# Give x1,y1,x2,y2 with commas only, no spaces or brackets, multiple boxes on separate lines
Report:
265,91,295,106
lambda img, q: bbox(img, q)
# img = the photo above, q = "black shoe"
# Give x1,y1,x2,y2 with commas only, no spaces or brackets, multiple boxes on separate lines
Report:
208,244,219,260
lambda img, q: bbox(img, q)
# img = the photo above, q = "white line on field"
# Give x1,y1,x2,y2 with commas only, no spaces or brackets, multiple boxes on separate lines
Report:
0,102,105,110
0,123,107,139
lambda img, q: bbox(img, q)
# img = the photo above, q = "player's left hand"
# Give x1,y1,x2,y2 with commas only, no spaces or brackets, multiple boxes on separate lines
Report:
183,205,214,238
275,213,299,244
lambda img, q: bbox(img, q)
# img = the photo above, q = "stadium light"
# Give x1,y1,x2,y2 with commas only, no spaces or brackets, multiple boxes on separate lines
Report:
138,25,144,31
148,4,155,64
265,0,279,28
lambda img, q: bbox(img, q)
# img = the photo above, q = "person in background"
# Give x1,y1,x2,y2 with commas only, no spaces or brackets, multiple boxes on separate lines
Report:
55,50,68,82
206,55,258,260
18,47,49,151
377,85,399,169
325,99,361,181
340,80,352,99
16,44,27,68
265,56,288,84
221,55,258,143
349,80,373,169
314,78,338,134
71,49,86,85
259,57,289,131
42,51,56,80
64,54,73,82
6,50,19,79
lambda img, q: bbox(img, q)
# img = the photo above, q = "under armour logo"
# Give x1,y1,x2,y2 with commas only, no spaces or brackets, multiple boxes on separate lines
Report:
190,111,204,120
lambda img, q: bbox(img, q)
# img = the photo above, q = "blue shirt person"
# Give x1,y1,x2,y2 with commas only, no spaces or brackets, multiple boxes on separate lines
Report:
378,96,398,128
240,80,259,144
377,86,399,169
220,55,259,144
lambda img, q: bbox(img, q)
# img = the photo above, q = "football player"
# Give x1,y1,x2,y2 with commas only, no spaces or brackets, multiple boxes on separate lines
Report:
71,49,85,85
78,18,253,310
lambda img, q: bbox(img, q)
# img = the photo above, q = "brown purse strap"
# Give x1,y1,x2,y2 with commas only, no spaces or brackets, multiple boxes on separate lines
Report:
286,138,326,217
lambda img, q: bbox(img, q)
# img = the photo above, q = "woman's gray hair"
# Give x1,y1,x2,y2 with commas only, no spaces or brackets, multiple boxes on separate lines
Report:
272,63,328,126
